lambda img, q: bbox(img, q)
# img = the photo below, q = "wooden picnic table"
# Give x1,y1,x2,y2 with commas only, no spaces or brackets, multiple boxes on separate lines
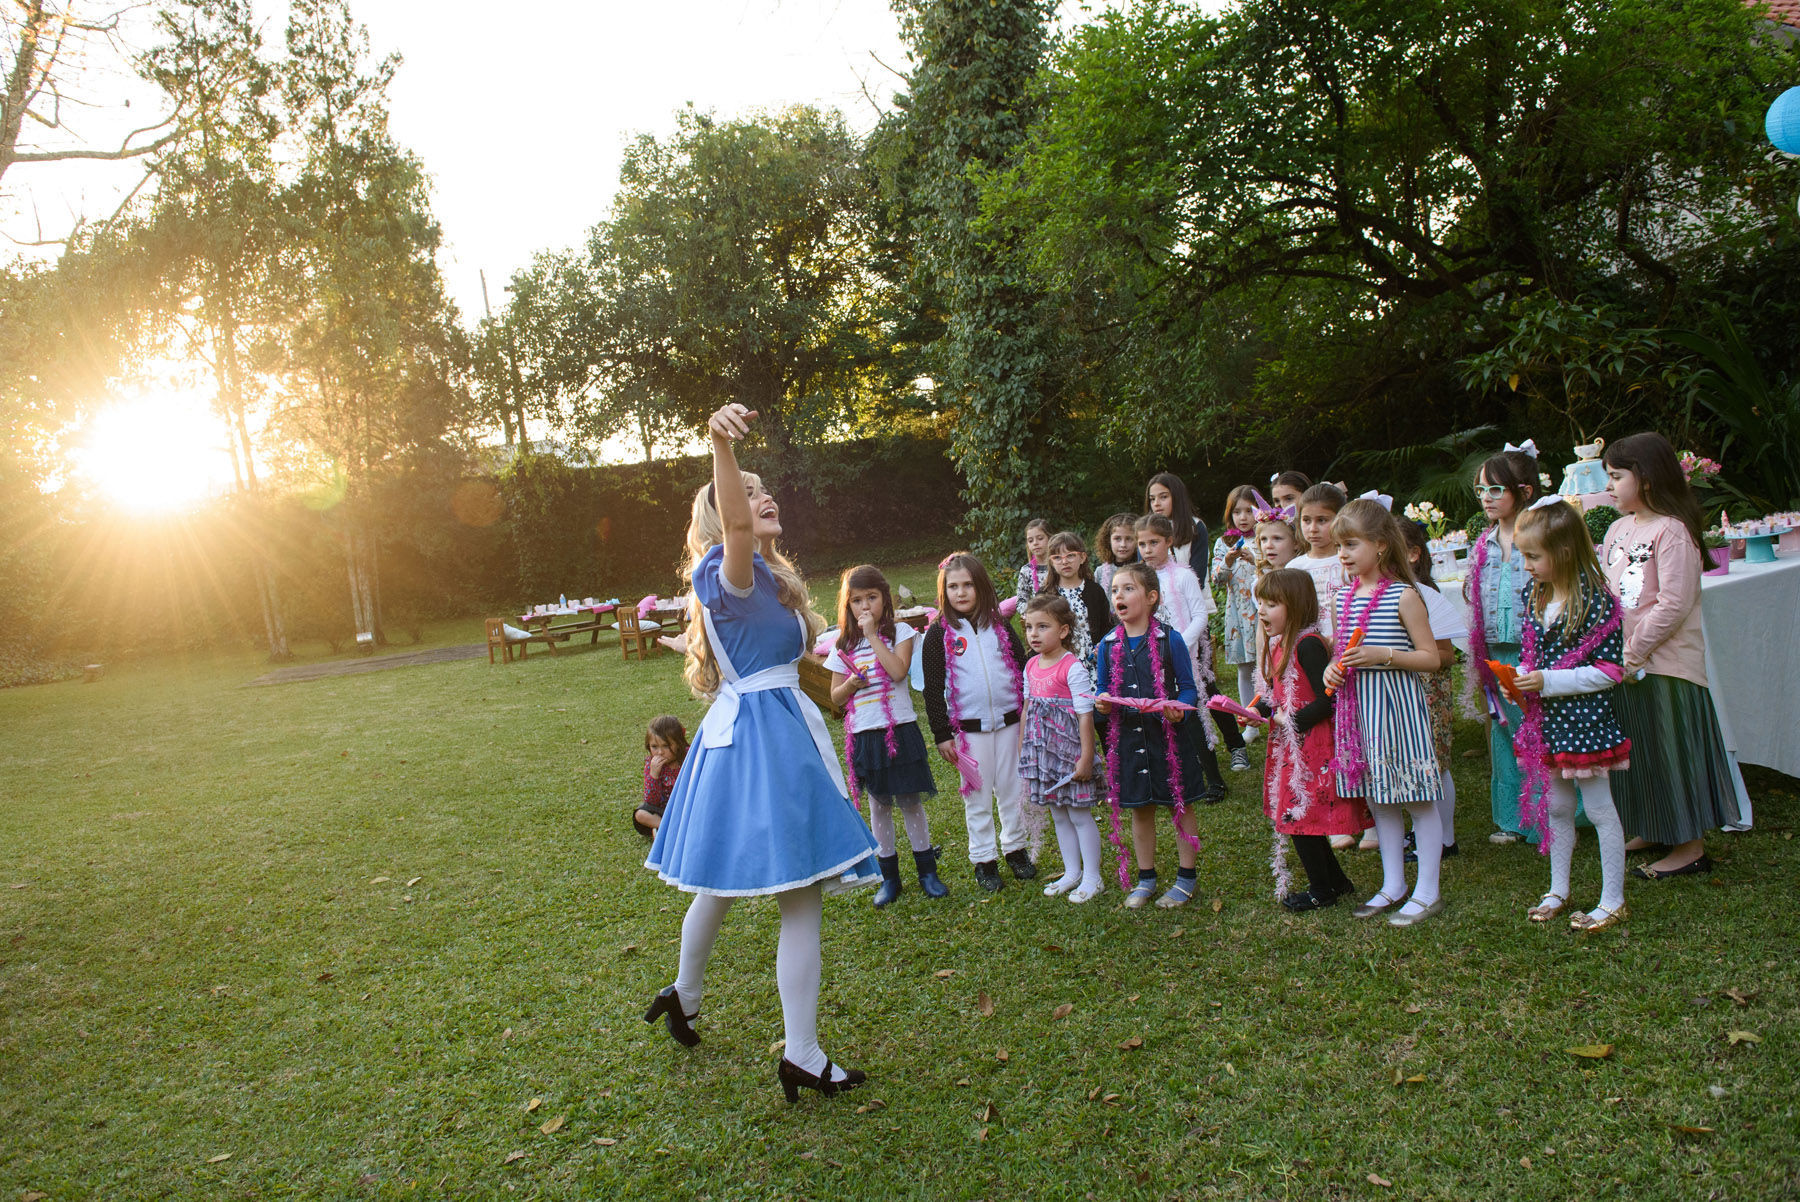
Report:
516,603,619,652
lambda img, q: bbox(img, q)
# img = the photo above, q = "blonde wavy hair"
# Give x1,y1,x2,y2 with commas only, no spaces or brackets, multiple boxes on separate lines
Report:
680,473,825,699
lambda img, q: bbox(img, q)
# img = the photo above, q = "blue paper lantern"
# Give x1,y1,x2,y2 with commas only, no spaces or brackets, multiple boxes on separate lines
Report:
1768,86,1800,155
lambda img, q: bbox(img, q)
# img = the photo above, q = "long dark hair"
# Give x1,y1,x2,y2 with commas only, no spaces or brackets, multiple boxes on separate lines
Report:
1603,432,1708,557
935,552,1002,630
836,564,897,655
645,715,690,763
1146,472,1198,548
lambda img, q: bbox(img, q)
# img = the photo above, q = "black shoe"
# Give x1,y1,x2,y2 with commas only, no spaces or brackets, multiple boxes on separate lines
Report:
1281,889,1338,912
1004,849,1038,881
872,853,903,908
914,846,950,898
778,1056,867,1103
974,860,1003,891
1632,854,1713,880
643,985,700,1047
1402,830,1418,863
1441,841,1460,858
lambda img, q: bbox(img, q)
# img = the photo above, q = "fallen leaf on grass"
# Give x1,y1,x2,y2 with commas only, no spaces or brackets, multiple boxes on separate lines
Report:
406,877,421,887
1102,1093,1121,1105
1088,1086,1101,1101
1051,1003,1074,1020
1727,1031,1760,1046
981,1101,999,1122
593,1137,617,1146
1461,748,1481,758
620,944,640,955
503,1151,525,1165
854,1099,887,1113
934,969,956,979
769,1039,786,1054
1722,989,1752,1007
23,1192,48,1201
955,1077,970,1087
1041,943,1064,953
1403,1003,1422,1014
1404,1075,1426,1085
976,1127,988,1142
315,972,334,982
502,1028,512,1040
1168,927,1184,939
1127,994,1140,1003
1566,1045,1614,1059
1519,1157,1532,1169
524,1098,542,1113
540,1116,564,1135
1670,1124,1715,1135
1222,1062,1236,1077
1210,897,1224,913
1367,1173,1391,1188
995,1049,1009,1062
369,877,389,884
206,1153,231,1164
977,991,994,1017
8,883,27,890
1118,1035,1143,1051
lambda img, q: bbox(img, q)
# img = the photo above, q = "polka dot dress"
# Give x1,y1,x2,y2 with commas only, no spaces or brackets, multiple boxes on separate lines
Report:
1524,582,1632,776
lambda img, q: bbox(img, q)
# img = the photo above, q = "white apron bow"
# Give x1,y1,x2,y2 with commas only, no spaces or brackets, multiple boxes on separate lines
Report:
697,606,848,799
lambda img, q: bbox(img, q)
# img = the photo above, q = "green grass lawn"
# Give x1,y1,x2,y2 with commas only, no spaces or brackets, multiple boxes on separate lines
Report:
3,557,1797,1200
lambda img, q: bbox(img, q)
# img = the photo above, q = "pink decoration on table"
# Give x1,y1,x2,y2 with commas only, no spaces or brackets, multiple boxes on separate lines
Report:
638,596,659,618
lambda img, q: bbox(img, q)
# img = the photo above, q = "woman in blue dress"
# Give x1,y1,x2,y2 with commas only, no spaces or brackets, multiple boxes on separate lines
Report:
643,401,880,1103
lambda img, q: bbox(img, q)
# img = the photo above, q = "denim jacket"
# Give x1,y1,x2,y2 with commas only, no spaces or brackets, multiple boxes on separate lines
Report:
1471,527,1530,646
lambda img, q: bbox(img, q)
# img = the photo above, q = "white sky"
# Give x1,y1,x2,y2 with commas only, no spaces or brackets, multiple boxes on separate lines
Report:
5,0,1124,321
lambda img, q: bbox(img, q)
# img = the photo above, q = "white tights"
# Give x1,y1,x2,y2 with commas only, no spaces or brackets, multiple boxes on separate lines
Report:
1437,770,1456,847
1047,804,1103,891
1369,801,1443,913
870,794,931,858
1235,664,1256,702
670,884,847,1081
1546,773,1625,918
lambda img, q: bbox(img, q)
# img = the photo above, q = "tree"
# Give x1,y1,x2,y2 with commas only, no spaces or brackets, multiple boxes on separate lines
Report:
891,0,1059,559
989,0,1795,465
266,0,470,645
511,105,894,472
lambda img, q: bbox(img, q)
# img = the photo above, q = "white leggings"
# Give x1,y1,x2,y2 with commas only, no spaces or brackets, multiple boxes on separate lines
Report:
1048,804,1104,889
1370,801,1443,907
870,794,931,858
1546,773,1625,914
671,884,838,1078
1236,664,1256,703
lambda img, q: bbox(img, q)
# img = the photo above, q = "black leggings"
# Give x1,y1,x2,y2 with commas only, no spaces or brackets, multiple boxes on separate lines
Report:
1291,834,1355,898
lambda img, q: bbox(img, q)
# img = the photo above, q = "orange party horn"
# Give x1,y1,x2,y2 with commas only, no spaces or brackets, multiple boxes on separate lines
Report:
1324,629,1364,696
1486,659,1526,706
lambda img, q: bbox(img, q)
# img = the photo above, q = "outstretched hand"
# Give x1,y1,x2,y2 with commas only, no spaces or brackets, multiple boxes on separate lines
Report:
708,403,759,441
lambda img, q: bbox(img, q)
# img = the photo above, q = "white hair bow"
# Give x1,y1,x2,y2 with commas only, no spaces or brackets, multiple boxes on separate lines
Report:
1529,494,1565,511
1358,490,1393,511
1504,439,1540,458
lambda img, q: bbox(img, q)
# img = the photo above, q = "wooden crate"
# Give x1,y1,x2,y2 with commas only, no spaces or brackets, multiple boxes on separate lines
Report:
796,655,843,720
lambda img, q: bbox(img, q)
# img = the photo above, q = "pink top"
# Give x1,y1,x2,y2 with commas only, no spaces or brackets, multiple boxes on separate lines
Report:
1024,652,1095,713
1601,512,1708,688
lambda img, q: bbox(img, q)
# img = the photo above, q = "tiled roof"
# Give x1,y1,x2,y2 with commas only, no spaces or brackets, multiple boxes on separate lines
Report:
1752,0,1800,28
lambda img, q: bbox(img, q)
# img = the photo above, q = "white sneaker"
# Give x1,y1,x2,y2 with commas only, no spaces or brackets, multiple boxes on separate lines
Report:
1488,830,1520,845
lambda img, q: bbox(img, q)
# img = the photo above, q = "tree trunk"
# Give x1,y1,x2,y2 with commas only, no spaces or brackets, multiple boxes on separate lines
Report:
214,301,292,660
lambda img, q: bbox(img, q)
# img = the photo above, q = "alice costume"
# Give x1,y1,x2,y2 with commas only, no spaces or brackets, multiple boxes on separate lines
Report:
1602,514,1740,842
646,547,879,896
1019,653,1097,808
823,622,937,801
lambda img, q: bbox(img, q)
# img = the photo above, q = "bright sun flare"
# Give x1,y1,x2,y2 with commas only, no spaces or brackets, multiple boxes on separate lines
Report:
72,390,237,515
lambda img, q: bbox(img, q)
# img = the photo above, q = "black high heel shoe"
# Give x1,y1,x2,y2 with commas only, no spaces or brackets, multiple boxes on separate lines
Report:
777,1056,866,1103
643,986,700,1047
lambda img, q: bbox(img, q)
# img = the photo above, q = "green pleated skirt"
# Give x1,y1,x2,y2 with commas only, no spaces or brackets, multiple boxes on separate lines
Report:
1608,673,1740,844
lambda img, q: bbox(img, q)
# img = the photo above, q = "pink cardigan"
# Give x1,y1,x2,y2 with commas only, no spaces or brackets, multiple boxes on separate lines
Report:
1601,513,1708,688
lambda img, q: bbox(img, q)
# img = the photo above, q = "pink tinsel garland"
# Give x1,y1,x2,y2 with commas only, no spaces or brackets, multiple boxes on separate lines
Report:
1462,530,1496,722
841,633,903,812
1262,625,1322,897
1513,588,1625,856
1102,619,1199,891
1328,577,1397,791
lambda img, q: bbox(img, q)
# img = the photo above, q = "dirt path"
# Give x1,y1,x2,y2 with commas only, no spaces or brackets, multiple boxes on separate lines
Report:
242,643,493,686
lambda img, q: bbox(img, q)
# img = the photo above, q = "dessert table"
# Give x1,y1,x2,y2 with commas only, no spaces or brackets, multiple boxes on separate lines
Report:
1699,554,1800,819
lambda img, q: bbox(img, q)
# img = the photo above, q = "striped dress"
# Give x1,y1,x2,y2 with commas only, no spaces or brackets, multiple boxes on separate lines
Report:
1333,584,1441,805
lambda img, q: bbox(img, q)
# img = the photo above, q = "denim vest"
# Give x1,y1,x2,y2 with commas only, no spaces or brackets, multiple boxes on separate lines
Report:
1476,528,1529,646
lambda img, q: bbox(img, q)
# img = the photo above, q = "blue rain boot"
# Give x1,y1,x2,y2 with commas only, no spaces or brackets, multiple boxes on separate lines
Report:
872,854,903,908
913,846,950,899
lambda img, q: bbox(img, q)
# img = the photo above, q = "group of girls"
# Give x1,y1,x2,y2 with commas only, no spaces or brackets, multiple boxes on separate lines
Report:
638,431,1740,936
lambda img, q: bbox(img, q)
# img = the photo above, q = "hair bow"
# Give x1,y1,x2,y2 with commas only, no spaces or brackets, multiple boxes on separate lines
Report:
1504,439,1540,458
1528,494,1565,511
1358,490,1393,511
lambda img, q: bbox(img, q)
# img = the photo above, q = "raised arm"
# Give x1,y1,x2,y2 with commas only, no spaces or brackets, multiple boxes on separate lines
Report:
708,403,758,592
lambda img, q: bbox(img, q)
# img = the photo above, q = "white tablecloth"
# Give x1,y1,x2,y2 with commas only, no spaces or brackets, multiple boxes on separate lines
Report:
1700,556,1800,812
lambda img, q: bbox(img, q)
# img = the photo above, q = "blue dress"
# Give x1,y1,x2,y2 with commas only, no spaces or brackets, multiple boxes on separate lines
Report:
646,547,879,896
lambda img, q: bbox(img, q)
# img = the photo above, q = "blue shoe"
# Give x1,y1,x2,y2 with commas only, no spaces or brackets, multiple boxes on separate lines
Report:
871,854,902,908
913,847,950,899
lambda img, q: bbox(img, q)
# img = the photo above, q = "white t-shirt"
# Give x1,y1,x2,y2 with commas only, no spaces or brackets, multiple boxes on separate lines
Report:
1415,582,1468,643
1295,554,1350,636
824,621,921,734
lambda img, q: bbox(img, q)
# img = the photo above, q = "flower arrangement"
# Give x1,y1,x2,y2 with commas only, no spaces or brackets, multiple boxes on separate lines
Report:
1538,471,1555,492
1678,451,1722,487
1403,500,1449,540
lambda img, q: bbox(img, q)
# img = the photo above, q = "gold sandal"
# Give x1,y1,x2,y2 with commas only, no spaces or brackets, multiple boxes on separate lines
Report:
1571,903,1628,932
1527,892,1567,923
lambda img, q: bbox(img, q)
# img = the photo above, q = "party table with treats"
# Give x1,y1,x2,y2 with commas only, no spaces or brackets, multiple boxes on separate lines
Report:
1699,553,1800,814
